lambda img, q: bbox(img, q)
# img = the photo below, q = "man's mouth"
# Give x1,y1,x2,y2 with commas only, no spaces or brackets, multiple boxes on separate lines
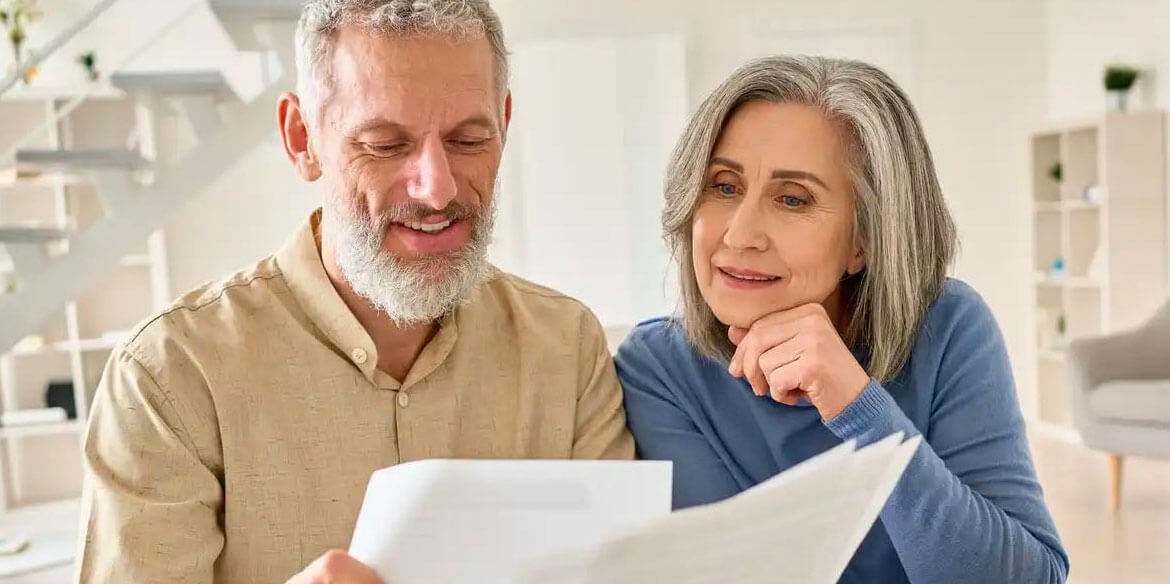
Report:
400,219,455,234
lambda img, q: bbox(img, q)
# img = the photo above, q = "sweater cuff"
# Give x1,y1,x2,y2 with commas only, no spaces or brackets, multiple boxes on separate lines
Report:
823,378,901,442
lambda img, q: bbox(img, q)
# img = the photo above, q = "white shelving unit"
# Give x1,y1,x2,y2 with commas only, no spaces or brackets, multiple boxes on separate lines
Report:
0,90,172,513
1030,111,1167,429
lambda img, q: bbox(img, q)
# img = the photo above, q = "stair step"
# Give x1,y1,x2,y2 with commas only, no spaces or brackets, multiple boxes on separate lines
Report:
209,0,302,51
9,149,147,180
110,71,233,99
0,226,70,243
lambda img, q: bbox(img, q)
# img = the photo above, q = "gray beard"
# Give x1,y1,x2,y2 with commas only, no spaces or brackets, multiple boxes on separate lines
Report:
326,198,497,327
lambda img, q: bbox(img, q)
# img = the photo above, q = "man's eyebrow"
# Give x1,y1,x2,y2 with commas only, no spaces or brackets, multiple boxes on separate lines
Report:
345,118,409,137
450,115,498,133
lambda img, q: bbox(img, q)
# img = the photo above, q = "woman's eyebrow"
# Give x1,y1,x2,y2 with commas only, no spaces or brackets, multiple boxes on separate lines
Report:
771,169,828,190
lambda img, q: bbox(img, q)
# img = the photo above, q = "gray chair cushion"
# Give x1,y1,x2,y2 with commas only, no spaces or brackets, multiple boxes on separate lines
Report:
1089,379,1170,425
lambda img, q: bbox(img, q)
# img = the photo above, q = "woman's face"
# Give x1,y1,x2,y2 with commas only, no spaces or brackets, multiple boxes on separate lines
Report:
692,101,865,329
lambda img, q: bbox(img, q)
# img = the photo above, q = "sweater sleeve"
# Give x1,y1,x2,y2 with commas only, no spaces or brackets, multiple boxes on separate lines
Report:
615,328,742,508
823,295,1069,583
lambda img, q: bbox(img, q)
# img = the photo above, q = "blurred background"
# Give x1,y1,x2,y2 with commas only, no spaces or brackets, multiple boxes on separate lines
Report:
0,0,1167,582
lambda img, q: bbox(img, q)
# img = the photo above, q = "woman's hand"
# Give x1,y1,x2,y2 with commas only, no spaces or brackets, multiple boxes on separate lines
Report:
728,303,871,421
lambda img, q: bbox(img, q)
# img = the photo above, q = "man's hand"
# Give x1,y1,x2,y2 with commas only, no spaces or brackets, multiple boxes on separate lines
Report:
285,550,386,584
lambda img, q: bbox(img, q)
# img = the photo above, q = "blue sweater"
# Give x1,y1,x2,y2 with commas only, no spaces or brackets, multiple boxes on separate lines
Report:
615,279,1069,583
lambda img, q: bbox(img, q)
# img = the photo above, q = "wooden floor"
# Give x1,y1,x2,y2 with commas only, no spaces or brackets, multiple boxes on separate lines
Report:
1031,432,1170,584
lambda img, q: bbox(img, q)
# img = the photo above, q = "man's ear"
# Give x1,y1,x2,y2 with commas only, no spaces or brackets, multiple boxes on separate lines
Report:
498,91,513,143
278,92,322,182
504,92,513,129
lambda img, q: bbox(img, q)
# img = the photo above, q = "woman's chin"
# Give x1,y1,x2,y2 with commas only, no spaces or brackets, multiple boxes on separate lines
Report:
708,304,771,331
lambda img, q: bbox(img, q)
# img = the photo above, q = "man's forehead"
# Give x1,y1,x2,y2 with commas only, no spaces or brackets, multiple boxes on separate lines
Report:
330,26,496,86
323,27,500,127
327,85,497,134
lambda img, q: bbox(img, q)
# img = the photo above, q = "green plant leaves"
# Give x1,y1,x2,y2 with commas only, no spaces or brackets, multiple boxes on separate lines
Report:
1104,66,1140,91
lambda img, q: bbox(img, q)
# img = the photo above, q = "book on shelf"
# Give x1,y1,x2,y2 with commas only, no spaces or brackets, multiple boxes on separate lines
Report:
0,408,68,427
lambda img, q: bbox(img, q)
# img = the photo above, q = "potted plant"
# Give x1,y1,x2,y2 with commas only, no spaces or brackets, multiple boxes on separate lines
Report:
1104,64,1140,112
78,50,98,82
0,0,43,83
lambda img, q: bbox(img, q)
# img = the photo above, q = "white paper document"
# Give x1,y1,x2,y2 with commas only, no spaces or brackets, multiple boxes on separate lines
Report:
349,433,921,584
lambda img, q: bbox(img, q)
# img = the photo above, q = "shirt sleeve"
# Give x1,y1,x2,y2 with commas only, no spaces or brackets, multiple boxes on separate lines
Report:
823,296,1070,583
615,330,742,507
78,346,224,584
570,310,635,460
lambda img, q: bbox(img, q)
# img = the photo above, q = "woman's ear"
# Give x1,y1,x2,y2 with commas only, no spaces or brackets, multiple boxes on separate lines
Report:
278,92,323,182
847,243,866,275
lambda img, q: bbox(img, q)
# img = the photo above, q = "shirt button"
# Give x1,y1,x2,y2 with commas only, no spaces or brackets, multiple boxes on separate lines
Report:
351,349,368,365
397,392,410,408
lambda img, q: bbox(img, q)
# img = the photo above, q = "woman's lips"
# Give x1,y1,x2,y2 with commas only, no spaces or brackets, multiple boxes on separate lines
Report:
717,266,781,289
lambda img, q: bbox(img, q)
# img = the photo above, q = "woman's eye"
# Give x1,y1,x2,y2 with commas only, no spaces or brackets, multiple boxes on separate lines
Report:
780,195,808,208
713,183,738,196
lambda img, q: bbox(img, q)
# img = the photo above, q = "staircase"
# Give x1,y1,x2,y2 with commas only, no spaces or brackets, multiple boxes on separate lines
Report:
0,0,305,354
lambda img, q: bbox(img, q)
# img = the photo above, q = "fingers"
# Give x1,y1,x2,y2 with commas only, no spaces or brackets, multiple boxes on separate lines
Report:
728,326,748,346
730,331,765,395
746,355,770,396
730,322,799,395
287,550,385,584
728,304,827,393
761,340,806,405
758,341,802,374
765,354,805,405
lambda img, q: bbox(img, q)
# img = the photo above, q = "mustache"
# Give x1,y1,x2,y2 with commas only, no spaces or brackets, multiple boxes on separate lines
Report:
375,200,484,227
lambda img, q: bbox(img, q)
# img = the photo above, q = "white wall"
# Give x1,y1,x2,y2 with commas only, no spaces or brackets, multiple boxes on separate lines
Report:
7,0,264,96
10,1,1051,417
492,34,687,326
162,138,320,294
492,0,1048,416
1044,0,1170,291
141,0,1049,415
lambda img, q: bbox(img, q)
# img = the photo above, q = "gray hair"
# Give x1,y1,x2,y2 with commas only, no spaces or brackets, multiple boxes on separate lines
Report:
664,55,957,383
295,0,510,129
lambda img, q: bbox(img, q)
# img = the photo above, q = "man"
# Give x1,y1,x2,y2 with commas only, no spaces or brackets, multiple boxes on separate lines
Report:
78,1,633,582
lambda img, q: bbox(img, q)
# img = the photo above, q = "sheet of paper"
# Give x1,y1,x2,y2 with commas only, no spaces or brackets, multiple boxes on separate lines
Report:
348,459,672,584
349,433,921,584
522,434,921,584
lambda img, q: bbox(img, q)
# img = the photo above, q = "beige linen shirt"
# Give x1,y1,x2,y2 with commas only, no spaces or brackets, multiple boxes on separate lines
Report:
78,211,634,583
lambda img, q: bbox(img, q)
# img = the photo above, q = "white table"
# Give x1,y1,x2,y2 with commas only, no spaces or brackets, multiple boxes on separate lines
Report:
0,499,78,583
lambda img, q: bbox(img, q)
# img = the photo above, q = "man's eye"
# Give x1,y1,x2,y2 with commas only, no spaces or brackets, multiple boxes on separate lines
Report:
366,143,408,155
780,195,808,208
451,138,489,149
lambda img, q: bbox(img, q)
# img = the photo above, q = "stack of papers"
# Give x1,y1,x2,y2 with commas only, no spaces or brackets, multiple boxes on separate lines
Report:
350,433,920,584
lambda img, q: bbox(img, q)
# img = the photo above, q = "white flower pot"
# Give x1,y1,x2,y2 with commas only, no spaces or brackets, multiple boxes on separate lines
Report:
1106,90,1130,112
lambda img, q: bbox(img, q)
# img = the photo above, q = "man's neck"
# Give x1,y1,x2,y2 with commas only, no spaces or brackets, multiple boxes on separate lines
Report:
318,228,438,382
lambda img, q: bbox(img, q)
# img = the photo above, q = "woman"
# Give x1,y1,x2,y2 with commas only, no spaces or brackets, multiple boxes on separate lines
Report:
615,56,1069,583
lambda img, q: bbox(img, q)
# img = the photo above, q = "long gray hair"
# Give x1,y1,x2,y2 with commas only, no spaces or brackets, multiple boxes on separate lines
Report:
664,55,957,383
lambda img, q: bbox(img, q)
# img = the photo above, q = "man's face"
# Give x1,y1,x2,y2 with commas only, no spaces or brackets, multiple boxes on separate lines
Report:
307,28,509,324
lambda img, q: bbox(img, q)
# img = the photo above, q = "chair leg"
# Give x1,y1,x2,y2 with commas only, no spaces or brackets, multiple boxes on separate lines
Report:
1109,454,1124,512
